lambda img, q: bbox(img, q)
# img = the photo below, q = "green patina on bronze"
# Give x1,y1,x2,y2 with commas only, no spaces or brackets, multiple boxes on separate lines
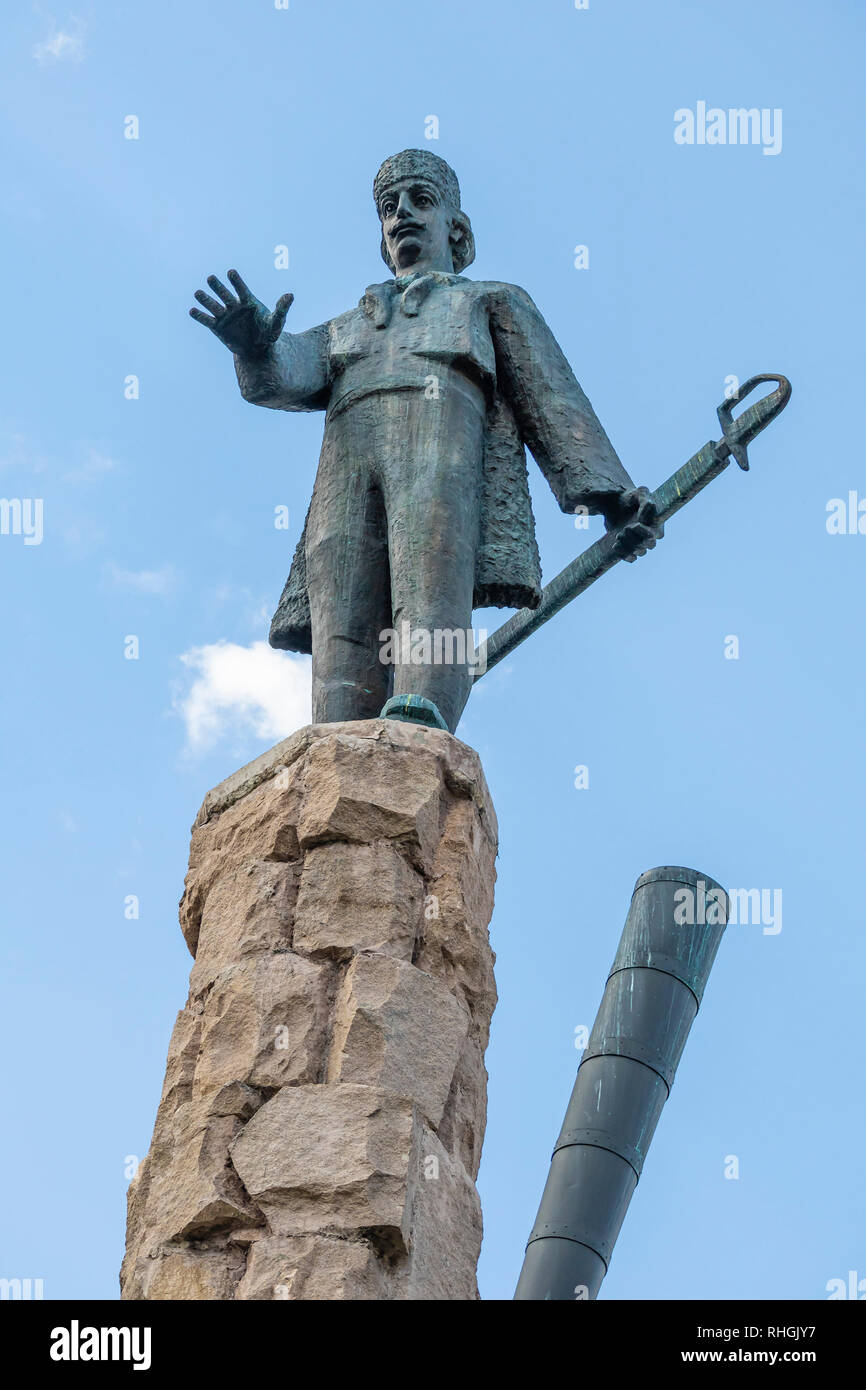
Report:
190,151,674,732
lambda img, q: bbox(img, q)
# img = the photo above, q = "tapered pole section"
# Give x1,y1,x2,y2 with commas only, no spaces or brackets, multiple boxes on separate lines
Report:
514,866,728,1300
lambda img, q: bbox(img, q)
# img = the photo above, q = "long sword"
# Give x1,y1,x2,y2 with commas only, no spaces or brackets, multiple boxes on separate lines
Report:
473,373,792,679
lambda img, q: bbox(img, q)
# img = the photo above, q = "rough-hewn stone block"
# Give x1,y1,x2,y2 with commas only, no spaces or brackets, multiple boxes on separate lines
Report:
229,1084,416,1249
297,732,443,873
192,951,331,1096
327,953,468,1128
294,841,422,960
237,1234,387,1301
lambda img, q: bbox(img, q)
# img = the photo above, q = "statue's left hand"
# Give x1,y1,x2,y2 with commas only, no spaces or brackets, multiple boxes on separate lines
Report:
603,486,664,562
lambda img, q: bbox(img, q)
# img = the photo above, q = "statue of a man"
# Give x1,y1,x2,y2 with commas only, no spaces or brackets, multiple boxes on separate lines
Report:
191,150,661,733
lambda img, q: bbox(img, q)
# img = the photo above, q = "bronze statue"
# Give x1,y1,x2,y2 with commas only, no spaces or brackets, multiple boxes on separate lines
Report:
190,149,662,733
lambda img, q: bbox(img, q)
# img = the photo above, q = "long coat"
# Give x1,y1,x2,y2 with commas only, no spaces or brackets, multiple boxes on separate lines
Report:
233,272,633,654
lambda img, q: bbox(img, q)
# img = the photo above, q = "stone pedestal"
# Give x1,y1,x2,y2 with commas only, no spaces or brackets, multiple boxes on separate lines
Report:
120,720,497,1301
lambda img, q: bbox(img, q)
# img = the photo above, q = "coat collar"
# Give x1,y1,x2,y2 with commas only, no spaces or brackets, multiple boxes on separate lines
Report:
361,271,462,328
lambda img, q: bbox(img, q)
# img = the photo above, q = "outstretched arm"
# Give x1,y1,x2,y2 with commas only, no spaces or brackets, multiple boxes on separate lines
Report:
190,269,331,412
490,285,661,559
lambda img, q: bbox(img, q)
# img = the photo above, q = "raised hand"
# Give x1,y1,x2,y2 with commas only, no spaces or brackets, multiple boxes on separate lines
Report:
189,269,294,359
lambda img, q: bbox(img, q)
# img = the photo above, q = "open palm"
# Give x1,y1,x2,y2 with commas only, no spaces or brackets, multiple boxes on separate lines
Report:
189,269,293,358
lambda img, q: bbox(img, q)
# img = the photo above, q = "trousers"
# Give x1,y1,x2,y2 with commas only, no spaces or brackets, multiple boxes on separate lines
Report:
305,375,486,734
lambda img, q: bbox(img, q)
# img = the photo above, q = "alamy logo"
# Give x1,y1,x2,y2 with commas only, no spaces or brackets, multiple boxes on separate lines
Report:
826,1270,866,1299
826,492,866,535
0,498,43,545
50,1320,152,1371
378,622,487,674
674,102,782,156
674,880,782,935
0,1277,43,1299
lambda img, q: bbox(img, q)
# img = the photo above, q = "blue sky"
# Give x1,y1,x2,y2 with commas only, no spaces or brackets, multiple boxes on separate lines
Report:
2,0,863,1300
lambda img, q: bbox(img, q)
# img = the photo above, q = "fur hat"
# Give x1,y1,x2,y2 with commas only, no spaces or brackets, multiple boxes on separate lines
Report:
373,149,475,273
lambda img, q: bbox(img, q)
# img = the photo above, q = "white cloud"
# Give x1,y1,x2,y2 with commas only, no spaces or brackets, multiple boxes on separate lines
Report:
62,517,107,551
208,582,274,634
0,434,49,476
33,19,85,65
106,562,179,596
1,437,116,484
63,448,116,484
175,640,312,754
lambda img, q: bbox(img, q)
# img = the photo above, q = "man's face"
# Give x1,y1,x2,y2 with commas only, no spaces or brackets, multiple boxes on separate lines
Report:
378,177,456,274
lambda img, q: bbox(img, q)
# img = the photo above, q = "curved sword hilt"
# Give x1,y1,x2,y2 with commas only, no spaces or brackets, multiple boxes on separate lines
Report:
716,373,792,471
473,370,792,680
